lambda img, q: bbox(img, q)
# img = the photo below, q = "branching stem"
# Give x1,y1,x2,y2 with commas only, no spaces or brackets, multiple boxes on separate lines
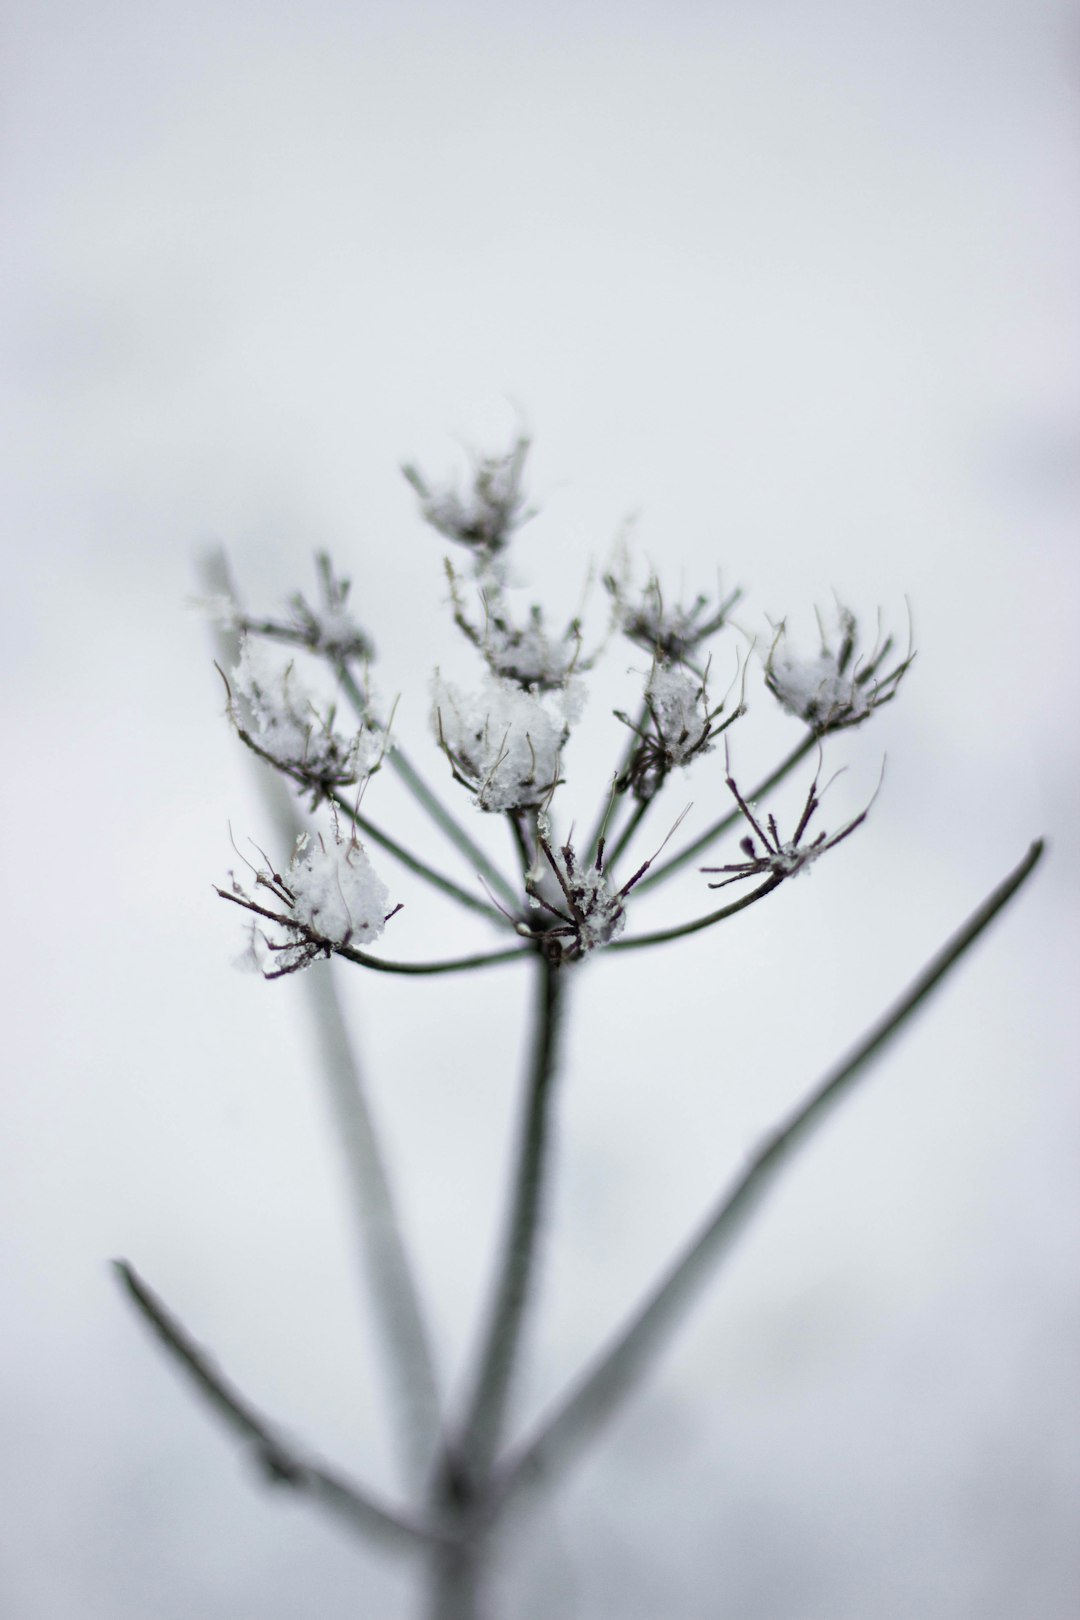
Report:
495,840,1044,1503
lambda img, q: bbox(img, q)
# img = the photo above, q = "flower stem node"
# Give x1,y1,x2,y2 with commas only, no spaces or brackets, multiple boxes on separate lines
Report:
764,604,913,733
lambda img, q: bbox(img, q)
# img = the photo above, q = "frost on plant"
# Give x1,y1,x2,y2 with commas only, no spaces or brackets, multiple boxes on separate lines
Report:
220,816,397,977
122,427,1038,1620
618,659,743,802
765,603,913,733
432,672,568,812
226,635,385,806
403,436,532,578
604,554,741,665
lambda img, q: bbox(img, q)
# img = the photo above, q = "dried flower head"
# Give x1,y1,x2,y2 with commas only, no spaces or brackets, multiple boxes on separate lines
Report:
225,638,386,807
217,554,373,664
219,816,399,978
403,437,533,571
432,673,570,812
764,604,913,733
605,564,741,664
445,560,590,692
703,752,875,889
617,659,743,802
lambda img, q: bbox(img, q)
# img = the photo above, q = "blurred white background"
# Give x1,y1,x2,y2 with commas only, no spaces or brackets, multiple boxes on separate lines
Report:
3,0,1078,1615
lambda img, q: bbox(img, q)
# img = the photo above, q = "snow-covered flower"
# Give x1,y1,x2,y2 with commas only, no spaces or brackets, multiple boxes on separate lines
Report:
228,637,385,805
702,757,874,889
219,818,398,978
432,672,569,812
403,438,533,575
764,605,912,733
219,554,373,663
445,560,590,692
617,660,742,802
516,816,628,961
605,563,741,664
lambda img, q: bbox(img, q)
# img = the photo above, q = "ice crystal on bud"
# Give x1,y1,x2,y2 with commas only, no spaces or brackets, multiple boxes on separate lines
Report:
403,438,532,573
617,660,742,802
605,564,741,663
219,819,397,978
229,637,384,804
765,605,912,733
432,673,568,812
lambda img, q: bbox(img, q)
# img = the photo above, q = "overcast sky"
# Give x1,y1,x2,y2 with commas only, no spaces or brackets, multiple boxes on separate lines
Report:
3,2,1078,1616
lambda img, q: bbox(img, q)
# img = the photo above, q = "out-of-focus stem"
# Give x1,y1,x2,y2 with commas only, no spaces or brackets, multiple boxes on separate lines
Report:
496,840,1044,1503
112,1262,438,1551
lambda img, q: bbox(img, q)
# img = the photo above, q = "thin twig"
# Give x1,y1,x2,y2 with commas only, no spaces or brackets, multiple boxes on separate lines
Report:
604,794,655,878
495,840,1044,1503
633,732,818,894
112,1261,441,1551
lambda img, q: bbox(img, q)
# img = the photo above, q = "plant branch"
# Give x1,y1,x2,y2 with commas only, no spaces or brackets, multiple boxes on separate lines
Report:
328,791,507,923
633,732,818,893
112,1261,440,1551
609,873,785,950
453,955,568,1485
496,839,1044,1503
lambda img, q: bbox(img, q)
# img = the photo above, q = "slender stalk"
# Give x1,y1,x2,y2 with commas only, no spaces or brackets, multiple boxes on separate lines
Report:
584,700,649,865
112,1261,437,1551
496,840,1044,1502
200,548,444,1489
301,965,442,1492
634,732,818,893
604,794,654,877
329,790,507,923
454,955,568,1485
337,659,520,912
609,873,784,951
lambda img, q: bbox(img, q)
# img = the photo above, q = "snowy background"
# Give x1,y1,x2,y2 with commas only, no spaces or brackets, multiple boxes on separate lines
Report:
3,1,1079,1615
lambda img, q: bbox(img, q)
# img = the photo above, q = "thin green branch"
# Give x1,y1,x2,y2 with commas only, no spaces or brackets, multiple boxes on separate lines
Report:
604,794,655,878
633,731,818,894
112,1261,440,1551
453,956,568,1485
585,700,649,865
496,840,1044,1503
609,873,784,951
328,791,507,924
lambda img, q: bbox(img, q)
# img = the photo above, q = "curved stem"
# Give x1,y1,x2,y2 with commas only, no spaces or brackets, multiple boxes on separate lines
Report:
609,873,784,951
496,840,1044,1504
634,732,818,894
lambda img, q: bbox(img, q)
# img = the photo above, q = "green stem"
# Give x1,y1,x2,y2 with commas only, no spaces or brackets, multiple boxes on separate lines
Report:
496,840,1044,1502
329,791,507,923
609,873,784,951
634,732,818,894
454,955,568,1485
604,794,654,878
